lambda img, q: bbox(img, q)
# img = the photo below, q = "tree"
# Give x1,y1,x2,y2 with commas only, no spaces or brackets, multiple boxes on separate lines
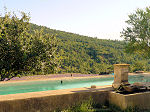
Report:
0,11,58,81
121,7,150,57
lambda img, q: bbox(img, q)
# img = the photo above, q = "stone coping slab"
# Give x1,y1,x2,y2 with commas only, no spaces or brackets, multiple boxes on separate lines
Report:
0,85,112,101
0,85,113,112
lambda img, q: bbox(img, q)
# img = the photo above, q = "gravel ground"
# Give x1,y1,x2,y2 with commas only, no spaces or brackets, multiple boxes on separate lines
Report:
6,73,150,82
8,73,107,81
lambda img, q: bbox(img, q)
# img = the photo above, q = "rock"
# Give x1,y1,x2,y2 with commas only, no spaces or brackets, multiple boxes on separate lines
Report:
91,85,96,88
123,85,135,92
133,82,144,87
135,71,144,73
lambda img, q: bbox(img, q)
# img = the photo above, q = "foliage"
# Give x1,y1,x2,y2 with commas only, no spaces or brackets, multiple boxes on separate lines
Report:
58,97,148,112
0,11,58,81
1,8,150,80
31,24,150,74
60,99,150,112
121,7,150,58
62,98,95,112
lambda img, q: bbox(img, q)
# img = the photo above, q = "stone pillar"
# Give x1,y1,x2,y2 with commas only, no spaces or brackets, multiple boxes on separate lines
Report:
112,64,130,89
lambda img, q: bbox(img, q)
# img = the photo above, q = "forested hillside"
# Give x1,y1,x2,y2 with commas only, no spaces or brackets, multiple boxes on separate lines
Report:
31,24,150,74
2,10,150,82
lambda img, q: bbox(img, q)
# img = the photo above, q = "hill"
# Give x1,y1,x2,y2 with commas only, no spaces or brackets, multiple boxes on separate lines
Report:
31,24,150,74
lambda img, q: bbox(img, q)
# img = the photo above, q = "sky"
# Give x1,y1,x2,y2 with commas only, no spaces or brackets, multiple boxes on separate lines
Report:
0,0,150,40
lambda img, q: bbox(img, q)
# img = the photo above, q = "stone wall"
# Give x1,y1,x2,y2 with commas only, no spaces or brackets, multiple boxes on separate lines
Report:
0,86,112,112
109,91,150,110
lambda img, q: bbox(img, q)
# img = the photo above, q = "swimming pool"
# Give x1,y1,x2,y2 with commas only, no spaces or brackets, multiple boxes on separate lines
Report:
0,75,149,95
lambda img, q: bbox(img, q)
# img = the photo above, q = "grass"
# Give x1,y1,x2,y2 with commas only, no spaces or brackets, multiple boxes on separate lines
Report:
57,98,150,112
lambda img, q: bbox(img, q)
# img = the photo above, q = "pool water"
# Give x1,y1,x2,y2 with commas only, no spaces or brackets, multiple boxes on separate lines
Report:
0,75,149,95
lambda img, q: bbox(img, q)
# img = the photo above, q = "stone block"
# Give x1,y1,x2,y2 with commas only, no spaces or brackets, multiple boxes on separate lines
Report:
112,64,130,89
109,91,150,110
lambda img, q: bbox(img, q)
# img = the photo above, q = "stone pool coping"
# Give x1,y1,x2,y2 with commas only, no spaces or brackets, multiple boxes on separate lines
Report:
0,85,113,112
0,85,112,101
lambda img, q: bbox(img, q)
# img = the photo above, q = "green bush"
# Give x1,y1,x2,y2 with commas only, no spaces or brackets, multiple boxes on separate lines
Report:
62,98,95,112
61,99,150,112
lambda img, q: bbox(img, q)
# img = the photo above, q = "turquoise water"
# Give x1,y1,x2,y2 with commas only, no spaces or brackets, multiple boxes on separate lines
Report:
0,75,149,95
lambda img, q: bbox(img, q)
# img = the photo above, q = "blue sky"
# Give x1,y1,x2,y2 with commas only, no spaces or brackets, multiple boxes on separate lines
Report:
0,0,150,40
